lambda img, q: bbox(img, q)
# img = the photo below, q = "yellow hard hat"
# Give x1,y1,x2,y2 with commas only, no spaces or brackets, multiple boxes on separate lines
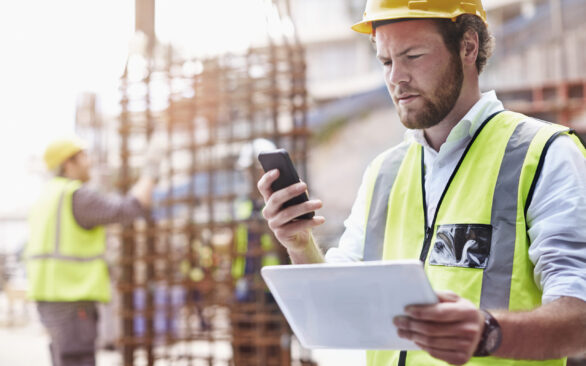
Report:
43,135,88,171
351,0,487,34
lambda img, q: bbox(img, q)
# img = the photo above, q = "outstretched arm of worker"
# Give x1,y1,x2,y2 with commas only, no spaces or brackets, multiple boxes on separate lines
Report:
257,169,326,264
394,291,586,365
129,177,155,208
131,131,166,208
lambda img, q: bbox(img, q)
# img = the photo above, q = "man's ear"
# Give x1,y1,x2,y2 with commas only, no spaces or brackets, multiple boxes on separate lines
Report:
461,29,479,68
61,154,77,177
61,158,72,176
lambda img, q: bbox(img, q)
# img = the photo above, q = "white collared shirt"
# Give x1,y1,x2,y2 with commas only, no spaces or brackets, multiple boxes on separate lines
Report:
325,91,586,304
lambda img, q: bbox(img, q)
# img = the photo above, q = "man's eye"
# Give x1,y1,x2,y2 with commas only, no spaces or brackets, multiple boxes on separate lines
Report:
407,54,422,60
383,60,392,67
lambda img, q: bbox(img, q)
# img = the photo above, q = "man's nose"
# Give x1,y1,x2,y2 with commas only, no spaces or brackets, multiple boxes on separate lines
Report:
388,63,410,86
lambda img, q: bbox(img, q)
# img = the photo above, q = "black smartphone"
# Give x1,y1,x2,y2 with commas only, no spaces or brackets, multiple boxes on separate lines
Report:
257,149,315,220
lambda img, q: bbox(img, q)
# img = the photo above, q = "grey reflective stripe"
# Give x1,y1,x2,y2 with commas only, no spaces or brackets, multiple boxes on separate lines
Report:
54,187,66,255
480,119,543,310
363,142,410,261
28,182,105,263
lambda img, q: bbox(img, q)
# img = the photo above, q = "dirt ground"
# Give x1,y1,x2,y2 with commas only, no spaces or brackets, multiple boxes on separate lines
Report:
0,284,365,366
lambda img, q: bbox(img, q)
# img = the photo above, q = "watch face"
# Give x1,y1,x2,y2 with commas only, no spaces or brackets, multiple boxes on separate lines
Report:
475,310,502,357
483,314,502,354
485,327,500,352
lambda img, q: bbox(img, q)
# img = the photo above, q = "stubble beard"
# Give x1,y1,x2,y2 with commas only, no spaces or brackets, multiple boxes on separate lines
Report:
395,54,464,130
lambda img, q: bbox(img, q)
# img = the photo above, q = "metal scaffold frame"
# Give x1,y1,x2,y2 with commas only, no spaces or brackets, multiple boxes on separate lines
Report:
73,2,317,365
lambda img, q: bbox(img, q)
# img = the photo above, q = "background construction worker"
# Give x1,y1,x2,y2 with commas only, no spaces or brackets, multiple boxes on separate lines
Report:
25,135,159,366
231,138,293,366
233,138,282,302
258,1,586,365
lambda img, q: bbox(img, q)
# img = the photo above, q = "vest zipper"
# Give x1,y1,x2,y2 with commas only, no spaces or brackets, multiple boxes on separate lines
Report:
419,226,433,262
418,145,432,263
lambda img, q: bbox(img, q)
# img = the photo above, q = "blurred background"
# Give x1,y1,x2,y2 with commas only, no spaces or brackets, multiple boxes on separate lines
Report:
0,0,584,365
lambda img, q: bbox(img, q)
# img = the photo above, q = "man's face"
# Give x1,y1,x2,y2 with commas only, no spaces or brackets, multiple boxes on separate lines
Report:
375,19,463,130
68,151,91,182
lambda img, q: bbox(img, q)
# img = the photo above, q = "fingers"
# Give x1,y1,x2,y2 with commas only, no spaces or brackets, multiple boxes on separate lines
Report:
257,169,279,201
262,180,307,217
436,290,460,302
405,298,479,323
394,315,481,341
395,314,481,365
394,294,484,365
398,321,474,363
256,169,324,251
260,176,319,224
265,198,322,227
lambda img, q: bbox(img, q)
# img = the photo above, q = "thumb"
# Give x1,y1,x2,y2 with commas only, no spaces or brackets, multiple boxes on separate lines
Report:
436,290,460,303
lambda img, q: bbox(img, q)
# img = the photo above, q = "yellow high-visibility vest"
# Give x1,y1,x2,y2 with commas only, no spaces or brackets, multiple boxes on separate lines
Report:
362,111,585,366
26,177,110,302
231,199,280,279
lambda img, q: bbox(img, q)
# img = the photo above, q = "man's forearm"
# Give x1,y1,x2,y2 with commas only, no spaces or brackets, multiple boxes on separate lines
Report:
493,296,586,359
73,187,147,229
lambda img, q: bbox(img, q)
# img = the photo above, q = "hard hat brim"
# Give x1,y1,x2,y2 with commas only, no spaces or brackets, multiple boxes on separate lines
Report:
351,7,487,35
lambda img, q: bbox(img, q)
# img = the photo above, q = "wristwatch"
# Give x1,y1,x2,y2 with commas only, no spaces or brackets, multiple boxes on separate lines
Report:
474,309,502,357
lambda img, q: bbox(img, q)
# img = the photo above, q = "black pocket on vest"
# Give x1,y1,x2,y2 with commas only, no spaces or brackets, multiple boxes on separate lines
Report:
429,224,492,269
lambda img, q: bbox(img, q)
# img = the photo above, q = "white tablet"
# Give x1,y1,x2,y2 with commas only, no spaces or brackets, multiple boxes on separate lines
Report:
261,260,437,350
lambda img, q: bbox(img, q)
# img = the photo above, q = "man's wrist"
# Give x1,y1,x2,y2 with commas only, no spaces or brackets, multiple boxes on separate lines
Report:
474,309,502,357
286,236,324,264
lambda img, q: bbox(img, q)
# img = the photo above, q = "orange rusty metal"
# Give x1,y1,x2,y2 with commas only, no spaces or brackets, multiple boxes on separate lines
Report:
106,2,314,366
497,79,586,131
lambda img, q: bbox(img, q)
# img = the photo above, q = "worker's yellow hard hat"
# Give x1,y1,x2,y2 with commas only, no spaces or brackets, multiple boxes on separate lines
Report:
351,0,487,35
43,135,88,171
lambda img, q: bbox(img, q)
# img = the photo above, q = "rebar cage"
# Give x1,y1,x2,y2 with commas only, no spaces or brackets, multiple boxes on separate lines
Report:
76,2,315,365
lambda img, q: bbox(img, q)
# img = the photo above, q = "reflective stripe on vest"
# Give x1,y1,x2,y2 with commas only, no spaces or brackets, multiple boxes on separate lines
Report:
363,112,574,366
479,118,542,310
27,186,105,262
26,177,109,302
363,141,410,261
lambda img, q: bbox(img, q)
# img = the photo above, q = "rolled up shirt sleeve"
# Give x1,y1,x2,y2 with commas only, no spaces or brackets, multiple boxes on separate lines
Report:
72,187,147,229
527,135,586,304
324,166,370,263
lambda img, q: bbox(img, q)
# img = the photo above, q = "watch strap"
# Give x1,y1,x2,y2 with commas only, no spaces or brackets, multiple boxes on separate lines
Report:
474,309,502,357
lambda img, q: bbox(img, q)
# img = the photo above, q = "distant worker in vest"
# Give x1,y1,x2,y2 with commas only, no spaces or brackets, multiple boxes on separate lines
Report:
232,138,289,365
233,138,282,302
26,135,160,366
258,1,586,365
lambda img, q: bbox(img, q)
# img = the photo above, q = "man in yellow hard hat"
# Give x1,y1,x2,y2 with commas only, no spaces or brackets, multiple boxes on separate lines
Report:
26,135,159,366
258,1,586,365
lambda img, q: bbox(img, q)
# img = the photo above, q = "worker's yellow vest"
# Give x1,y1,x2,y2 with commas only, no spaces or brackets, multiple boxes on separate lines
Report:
26,177,110,302
231,199,280,279
362,111,585,366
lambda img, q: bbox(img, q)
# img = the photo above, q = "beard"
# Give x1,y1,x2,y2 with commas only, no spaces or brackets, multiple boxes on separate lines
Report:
394,53,464,130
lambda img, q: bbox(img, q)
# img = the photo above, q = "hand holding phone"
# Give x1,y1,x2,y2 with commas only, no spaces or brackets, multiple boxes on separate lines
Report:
257,149,315,220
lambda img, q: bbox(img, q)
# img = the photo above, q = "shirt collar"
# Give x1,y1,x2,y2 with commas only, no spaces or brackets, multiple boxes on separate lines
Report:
404,90,504,147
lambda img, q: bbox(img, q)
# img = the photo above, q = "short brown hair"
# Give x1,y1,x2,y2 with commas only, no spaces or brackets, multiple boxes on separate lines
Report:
372,15,495,74
433,14,494,74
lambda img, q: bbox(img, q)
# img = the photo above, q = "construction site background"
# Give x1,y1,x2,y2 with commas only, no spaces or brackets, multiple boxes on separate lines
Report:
1,0,585,365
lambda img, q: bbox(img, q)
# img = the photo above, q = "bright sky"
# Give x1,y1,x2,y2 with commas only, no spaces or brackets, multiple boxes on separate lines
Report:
0,0,282,217
0,1,135,216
